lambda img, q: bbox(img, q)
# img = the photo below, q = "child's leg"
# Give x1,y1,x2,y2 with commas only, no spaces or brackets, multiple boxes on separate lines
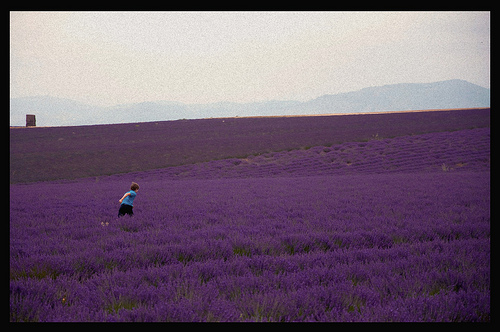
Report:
126,205,133,216
118,204,127,217
119,204,133,217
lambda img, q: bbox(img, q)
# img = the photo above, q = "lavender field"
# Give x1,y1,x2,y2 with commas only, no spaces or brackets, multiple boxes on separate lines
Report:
10,110,490,321
10,108,490,183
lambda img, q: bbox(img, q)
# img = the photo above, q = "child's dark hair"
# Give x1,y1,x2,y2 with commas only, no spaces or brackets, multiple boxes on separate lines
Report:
131,182,139,191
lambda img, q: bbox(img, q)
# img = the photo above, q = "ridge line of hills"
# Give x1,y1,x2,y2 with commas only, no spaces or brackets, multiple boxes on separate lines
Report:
10,79,489,127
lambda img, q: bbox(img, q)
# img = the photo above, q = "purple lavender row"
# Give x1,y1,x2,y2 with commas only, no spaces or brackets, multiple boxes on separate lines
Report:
10,108,490,183
10,169,489,321
99,127,490,181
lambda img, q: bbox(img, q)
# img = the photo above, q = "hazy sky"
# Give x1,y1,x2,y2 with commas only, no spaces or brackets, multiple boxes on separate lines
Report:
10,11,490,107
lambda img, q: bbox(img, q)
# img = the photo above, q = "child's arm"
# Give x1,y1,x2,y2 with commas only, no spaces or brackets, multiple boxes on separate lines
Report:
119,192,131,204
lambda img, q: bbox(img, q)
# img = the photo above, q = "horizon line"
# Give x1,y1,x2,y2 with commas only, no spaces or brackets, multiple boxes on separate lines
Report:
9,78,490,108
10,107,490,129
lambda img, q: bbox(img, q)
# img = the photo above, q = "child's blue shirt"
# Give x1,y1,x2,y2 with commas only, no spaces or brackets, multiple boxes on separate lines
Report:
122,190,137,206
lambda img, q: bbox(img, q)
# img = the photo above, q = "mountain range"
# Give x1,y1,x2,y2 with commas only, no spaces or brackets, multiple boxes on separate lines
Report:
10,79,490,127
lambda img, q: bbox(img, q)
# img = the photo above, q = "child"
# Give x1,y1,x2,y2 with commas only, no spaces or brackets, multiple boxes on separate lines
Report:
118,182,139,217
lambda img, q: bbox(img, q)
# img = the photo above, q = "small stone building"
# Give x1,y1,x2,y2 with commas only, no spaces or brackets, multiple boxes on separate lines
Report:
26,114,36,127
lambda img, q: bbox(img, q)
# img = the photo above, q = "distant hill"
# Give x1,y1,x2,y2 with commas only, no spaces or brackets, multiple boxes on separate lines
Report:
10,79,489,127
10,96,100,127
292,79,490,114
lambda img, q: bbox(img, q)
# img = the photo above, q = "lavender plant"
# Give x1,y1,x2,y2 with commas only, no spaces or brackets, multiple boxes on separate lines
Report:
10,108,489,183
10,115,490,321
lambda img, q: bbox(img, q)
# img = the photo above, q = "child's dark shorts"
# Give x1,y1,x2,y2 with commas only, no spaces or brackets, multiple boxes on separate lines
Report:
118,204,133,217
